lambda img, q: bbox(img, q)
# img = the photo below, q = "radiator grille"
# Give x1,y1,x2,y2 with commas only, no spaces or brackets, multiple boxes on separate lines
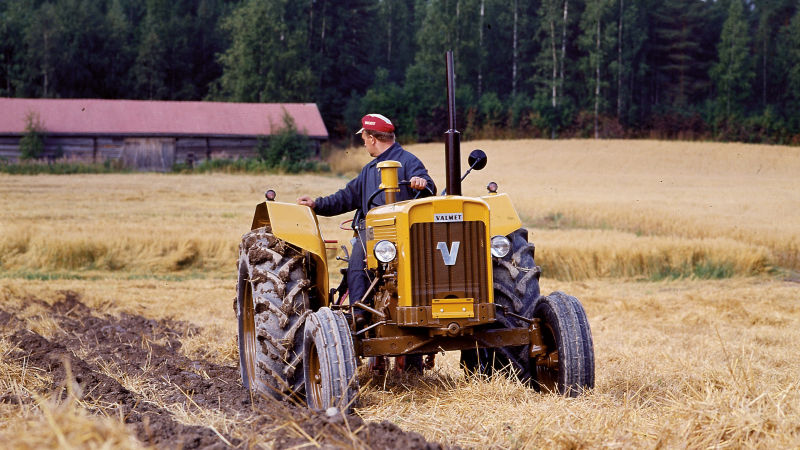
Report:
372,225,396,241
409,221,489,306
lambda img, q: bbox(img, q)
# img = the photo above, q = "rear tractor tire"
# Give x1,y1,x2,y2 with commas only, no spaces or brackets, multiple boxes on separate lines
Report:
236,226,311,400
461,228,540,376
303,307,358,413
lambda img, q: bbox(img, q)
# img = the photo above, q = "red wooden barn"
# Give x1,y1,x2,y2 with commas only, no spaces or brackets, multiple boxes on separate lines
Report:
0,98,328,171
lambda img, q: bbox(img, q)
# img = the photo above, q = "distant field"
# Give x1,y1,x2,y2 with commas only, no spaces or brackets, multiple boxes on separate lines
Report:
408,139,800,274
1,139,799,448
2,139,798,279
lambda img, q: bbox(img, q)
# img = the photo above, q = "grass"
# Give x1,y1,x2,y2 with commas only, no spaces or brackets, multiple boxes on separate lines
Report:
1,139,800,447
531,229,769,281
171,157,330,174
0,158,131,175
650,259,735,280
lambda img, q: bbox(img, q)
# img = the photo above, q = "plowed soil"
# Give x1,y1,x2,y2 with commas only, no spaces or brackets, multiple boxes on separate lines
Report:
1,291,444,449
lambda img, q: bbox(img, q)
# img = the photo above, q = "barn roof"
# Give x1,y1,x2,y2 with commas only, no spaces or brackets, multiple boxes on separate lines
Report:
0,98,328,139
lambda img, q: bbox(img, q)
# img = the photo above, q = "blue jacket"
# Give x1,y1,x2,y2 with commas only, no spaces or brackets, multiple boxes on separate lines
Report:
314,142,436,218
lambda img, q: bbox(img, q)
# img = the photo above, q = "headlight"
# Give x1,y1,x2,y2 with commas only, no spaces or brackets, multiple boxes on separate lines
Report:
490,235,511,258
373,240,397,263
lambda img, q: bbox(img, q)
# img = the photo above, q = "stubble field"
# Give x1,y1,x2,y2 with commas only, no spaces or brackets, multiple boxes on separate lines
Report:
1,139,799,448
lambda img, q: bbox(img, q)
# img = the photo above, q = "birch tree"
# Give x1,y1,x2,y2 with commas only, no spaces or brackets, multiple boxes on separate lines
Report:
612,0,646,124
25,2,60,97
579,0,616,138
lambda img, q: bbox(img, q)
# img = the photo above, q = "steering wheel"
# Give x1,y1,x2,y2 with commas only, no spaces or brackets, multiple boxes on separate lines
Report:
367,180,435,210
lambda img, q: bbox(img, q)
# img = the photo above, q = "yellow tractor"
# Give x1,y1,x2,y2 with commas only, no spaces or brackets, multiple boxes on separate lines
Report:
235,52,594,412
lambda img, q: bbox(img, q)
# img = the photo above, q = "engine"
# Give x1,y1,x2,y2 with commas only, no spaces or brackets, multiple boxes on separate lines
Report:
365,196,497,328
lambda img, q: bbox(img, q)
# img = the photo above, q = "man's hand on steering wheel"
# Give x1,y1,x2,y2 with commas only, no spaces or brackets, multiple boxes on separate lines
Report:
408,176,427,190
367,177,434,209
408,176,434,200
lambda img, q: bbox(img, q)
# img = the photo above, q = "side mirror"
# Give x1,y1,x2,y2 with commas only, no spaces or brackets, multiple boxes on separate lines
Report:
468,149,488,171
442,149,490,196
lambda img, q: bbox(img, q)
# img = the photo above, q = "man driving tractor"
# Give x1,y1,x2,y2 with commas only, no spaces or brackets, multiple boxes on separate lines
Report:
297,113,436,308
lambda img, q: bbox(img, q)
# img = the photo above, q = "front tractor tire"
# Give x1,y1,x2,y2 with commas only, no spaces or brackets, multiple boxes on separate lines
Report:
236,227,310,400
533,292,595,396
303,307,358,413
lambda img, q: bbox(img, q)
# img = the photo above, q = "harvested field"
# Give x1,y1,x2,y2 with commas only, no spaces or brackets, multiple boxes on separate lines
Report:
2,139,799,448
0,288,439,449
2,277,798,448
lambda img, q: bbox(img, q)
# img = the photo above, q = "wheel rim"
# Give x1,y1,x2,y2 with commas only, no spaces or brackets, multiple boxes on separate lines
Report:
535,322,560,392
307,342,324,408
241,281,258,388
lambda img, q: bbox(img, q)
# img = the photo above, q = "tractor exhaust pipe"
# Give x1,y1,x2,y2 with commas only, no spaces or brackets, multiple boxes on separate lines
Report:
445,50,461,196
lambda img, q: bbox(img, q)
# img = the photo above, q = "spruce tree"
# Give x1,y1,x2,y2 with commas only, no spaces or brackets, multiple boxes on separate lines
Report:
0,0,33,97
648,0,712,108
773,3,796,121
710,0,754,118
613,0,647,125
307,0,377,131
784,5,800,117
19,112,45,160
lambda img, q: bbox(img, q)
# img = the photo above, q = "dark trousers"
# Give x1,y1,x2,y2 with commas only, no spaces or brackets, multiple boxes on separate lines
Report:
346,228,373,304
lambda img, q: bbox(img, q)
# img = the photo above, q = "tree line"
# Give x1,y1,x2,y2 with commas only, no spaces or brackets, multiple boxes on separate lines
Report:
3,0,800,144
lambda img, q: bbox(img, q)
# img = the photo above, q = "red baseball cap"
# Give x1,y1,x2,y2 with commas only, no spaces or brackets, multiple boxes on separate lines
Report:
356,113,395,134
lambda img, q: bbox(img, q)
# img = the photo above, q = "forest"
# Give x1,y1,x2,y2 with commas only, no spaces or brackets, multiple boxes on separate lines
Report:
2,0,800,144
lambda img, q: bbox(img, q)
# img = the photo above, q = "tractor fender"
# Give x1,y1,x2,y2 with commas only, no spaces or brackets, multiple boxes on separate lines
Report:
481,193,523,237
251,201,329,307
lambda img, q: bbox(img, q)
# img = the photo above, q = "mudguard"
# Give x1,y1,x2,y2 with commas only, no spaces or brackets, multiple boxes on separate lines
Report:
480,193,523,237
251,201,329,307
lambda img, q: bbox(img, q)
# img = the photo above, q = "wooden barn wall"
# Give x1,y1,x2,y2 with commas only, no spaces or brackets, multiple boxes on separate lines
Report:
1,136,127,162
0,137,25,161
121,138,175,172
0,135,308,170
173,137,259,165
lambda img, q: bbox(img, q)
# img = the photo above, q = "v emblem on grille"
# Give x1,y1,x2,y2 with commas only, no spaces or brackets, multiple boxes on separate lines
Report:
436,241,460,266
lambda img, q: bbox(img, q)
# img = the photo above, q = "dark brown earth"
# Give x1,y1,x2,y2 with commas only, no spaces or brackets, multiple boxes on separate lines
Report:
1,291,446,449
